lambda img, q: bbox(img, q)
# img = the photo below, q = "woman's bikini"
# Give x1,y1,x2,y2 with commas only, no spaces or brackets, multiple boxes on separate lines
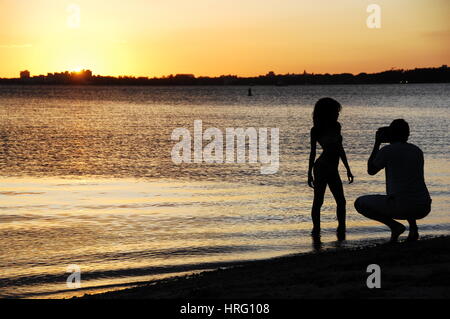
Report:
314,126,342,179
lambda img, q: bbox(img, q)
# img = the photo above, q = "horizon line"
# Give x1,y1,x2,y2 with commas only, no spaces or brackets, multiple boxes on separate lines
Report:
2,64,449,80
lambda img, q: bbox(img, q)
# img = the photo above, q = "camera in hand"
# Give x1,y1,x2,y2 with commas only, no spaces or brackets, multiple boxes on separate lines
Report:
377,126,391,143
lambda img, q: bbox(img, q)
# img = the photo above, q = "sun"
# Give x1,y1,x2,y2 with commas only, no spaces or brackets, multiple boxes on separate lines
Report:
70,66,85,73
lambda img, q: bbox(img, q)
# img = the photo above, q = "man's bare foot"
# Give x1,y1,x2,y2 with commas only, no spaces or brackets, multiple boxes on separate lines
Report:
390,223,406,242
407,230,419,242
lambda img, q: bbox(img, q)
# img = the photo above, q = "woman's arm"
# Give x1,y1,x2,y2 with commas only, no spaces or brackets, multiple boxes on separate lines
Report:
308,129,316,188
339,138,354,184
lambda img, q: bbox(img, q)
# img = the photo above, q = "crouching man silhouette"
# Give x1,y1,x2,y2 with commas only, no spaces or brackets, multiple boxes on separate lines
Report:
354,119,431,242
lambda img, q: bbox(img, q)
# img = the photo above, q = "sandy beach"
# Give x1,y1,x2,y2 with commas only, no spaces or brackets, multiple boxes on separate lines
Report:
82,236,450,299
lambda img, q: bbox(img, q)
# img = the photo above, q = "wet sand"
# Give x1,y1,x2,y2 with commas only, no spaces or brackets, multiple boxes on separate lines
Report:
81,236,450,299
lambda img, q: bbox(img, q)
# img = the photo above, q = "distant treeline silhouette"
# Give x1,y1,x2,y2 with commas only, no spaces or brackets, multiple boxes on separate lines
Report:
1,65,448,86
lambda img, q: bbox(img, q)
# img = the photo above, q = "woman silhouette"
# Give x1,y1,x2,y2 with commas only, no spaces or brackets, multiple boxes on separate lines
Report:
308,98,353,240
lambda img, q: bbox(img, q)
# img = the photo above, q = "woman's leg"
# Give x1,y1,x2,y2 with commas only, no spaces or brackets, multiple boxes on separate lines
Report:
328,173,346,236
311,167,327,234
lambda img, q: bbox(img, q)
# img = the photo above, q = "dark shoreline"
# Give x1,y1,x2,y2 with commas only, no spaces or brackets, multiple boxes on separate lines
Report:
2,65,448,86
81,235,450,299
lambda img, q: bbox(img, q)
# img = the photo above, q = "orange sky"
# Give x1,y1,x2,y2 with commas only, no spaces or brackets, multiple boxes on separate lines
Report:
0,0,449,77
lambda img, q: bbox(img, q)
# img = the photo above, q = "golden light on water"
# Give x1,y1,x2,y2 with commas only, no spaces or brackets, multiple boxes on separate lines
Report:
0,79,449,298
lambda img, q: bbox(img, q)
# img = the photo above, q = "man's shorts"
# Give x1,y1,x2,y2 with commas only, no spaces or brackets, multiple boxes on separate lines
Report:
354,195,431,220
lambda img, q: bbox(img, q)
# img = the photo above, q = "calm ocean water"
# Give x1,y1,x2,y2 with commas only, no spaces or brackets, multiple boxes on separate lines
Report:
0,84,449,298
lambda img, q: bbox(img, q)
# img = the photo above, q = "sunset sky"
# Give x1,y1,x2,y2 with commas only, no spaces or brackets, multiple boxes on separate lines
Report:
0,0,449,78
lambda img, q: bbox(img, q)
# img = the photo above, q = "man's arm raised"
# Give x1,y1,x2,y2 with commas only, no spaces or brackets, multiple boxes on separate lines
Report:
368,130,383,176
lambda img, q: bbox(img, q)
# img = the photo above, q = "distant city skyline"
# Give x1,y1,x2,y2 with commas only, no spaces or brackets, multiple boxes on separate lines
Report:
2,65,447,86
0,0,449,78
3,64,449,80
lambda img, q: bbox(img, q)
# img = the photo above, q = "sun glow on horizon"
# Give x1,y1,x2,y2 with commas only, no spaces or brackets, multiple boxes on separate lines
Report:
69,66,85,73
0,0,448,78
